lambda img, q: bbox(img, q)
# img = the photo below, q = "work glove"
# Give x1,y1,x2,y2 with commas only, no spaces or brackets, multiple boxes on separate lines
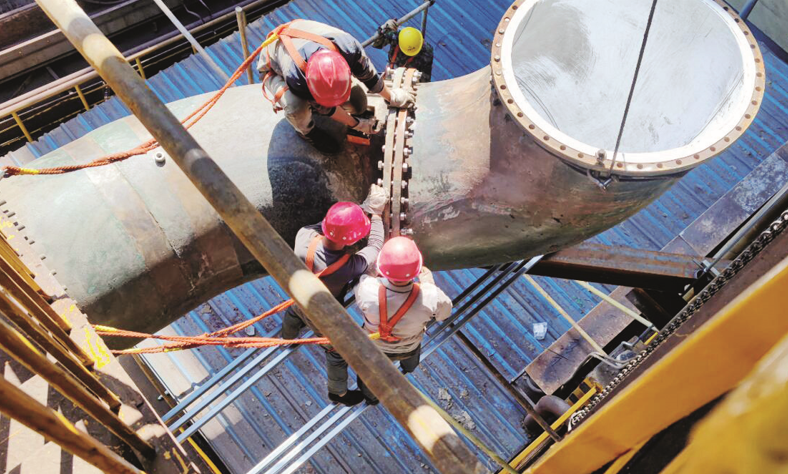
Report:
387,88,415,109
364,184,389,216
372,19,398,49
352,117,377,135
381,19,398,32
419,265,435,284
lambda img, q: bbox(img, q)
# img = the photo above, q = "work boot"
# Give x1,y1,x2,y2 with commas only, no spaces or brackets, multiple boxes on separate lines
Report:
363,394,380,406
328,390,364,407
300,128,341,154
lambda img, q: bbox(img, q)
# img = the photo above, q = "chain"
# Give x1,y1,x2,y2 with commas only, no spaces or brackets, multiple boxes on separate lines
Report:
569,208,788,428
378,67,420,238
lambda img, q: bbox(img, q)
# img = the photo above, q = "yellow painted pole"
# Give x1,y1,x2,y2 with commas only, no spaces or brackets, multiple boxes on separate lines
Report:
603,440,646,474
74,84,90,111
0,292,122,411
11,111,33,142
524,275,606,354
509,387,597,471
0,316,153,455
0,376,142,474
135,57,146,80
235,7,254,84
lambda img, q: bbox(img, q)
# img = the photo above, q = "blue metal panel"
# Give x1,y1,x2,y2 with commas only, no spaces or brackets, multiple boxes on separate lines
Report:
7,0,788,471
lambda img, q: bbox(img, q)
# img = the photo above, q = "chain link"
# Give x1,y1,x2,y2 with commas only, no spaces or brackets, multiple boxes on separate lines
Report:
569,209,788,428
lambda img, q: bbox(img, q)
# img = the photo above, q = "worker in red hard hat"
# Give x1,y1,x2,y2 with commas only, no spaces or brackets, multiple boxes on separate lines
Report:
353,237,453,405
281,184,389,406
258,19,416,154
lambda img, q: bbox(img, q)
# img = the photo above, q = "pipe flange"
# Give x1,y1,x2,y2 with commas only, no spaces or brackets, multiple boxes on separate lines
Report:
490,0,766,178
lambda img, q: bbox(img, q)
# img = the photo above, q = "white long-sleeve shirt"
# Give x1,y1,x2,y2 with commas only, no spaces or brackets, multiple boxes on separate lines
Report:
354,275,453,353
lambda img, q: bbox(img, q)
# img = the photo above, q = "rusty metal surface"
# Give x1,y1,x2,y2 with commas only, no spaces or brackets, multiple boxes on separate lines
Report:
534,244,708,289
525,142,788,394
410,68,677,270
679,146,788,256
592,212,788,414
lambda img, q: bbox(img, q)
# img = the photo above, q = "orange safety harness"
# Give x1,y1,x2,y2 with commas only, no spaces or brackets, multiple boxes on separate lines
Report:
261,21,342,112
388,45,415,71
305,235,350,278
376,282,420,342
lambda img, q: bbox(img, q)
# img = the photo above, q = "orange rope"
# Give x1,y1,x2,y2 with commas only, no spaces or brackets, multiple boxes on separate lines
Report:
94,298,333,355
4,41,268,178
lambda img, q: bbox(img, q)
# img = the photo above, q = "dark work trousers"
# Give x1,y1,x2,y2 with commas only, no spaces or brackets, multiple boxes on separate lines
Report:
281,306,351,396
358,345,422,402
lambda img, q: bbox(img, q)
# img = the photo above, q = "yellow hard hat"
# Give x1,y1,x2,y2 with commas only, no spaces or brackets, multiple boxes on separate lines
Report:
398,27,423,56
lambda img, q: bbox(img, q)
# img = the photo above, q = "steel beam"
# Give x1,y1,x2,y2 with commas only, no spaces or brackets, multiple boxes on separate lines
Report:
34,2,482,472
533,243,706,289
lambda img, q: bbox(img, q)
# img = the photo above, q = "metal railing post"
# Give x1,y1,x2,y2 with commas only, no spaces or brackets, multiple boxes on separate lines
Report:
236,7,255,84
420,0,433,37
151,0,231,83
135,57,146,80
0,262,92,360
0,376,143,474
11,111,32,142
362,1,434,47
0,316,154,456
34,1,484,472
74,84,90,111
740,0,759,20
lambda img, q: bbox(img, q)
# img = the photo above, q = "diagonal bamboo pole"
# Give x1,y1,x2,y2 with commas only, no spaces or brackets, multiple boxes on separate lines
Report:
0,375,142,474
34,1,485,472
0,315,153,455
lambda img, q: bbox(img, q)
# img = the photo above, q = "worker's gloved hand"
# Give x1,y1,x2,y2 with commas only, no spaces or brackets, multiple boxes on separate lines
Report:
418,265,435,284
381,19,398,32
373,20,398,48
352,117,377,135
387,88,415,109
364,184,389,216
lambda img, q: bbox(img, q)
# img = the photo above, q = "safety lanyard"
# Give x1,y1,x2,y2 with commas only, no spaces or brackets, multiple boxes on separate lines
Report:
377,282,421,342
388,45,415,71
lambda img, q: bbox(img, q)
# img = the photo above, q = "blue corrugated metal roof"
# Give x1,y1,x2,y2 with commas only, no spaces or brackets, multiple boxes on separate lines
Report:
7,0,788,471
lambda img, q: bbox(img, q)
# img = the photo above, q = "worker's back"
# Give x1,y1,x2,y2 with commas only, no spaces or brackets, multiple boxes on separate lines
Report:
355,274,452,353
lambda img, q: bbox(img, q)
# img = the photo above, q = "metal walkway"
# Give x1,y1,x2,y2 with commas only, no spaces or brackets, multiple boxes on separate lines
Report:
143,258,541,472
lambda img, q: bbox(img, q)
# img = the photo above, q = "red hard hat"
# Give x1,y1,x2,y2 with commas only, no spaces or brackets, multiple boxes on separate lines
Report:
305,49,352,107
322,202,371,245
377,237,423,283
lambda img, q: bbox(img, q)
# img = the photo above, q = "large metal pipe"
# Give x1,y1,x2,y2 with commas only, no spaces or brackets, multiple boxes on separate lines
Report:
0,0,762,339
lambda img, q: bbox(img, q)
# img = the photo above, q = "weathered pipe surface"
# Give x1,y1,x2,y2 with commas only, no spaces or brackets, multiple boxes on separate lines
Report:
0,0,760,341
0,78,685,340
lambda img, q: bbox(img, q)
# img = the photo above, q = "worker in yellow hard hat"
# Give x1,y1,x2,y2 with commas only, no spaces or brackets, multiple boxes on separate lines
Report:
372,20,434,82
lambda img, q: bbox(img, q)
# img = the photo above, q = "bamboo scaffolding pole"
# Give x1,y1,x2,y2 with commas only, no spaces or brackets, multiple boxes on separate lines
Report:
0,376,143,474
0,316,153,455
34,1,485,471
0,293,122,410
